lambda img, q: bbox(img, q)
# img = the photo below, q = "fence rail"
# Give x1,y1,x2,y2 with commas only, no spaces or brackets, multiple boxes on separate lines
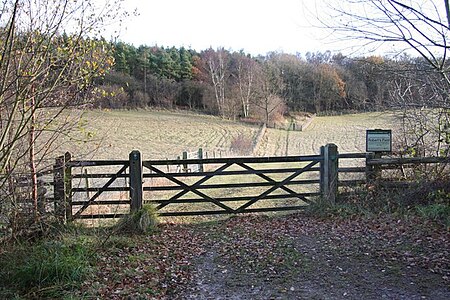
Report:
45,144,449,222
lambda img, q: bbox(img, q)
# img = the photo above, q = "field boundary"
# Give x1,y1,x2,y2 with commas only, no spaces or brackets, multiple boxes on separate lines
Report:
45,145,450,222
301,114,315,131
252,123,267,156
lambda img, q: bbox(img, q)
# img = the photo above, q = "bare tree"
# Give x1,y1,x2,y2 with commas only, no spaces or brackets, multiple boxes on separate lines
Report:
233,53,260,118
311,0,450,158
202,48,229,117
0,0,127,225
254,61,286,126
310,1,449,79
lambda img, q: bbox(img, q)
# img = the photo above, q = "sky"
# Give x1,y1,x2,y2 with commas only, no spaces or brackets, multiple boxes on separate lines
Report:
112,0,336,56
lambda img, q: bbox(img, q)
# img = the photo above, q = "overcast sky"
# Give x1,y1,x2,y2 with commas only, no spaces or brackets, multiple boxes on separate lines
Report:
112,0,337,56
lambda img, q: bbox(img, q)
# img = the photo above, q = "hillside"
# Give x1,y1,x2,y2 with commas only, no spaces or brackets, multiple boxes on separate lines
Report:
62,109,260,160
59,110,400,161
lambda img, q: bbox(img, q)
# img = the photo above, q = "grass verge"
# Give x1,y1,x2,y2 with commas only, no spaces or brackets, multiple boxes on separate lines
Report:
0,234,94,298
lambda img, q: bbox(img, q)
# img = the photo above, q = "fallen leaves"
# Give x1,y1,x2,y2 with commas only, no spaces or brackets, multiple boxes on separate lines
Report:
75,212,449,299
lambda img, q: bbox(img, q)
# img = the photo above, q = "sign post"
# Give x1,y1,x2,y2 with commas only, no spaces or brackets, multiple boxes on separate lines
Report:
366,129,392,153
366,129,392,182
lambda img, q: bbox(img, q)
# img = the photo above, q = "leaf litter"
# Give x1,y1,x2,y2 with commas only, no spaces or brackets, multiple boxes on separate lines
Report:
78,214,449,299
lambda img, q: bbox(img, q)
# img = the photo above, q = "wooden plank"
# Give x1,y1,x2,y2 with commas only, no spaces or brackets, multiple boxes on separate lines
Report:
143,167,321,178
145,192,320,204
72,187,130,192
368,156,450,165
338,153,367,159
69,160,129,167
143,155,323,166
338,167,366,173
159,205,307,217
129,150,143,212
72,173,128,179
71,200,130,206
323,144,338,205
144,179,321,192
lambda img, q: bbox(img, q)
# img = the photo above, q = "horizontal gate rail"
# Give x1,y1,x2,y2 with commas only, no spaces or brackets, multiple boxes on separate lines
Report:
145,155,323,165
71,200,131,206
145,192,321,204
143,167,321,178
159,205,309,217
144,180,320,191
72,186,130,192
68,160,129,167
368,156,450,165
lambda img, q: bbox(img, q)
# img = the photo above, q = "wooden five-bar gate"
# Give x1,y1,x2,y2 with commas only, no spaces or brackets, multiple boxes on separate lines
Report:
51,143,449,222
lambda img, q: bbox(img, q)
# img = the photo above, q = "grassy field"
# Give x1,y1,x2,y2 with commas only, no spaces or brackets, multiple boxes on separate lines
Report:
256,112,400,156
64,109,400,160
63,109,259,160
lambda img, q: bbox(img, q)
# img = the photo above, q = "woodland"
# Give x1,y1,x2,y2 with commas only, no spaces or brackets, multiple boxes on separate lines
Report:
97,43,439,124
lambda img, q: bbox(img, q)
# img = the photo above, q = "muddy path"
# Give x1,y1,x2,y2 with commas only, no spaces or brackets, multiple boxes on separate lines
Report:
175,214,449,300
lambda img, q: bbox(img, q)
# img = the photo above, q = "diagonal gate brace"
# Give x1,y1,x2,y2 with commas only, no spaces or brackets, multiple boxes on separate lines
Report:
235,160,319,212
144,162,236,213
236,162,313,204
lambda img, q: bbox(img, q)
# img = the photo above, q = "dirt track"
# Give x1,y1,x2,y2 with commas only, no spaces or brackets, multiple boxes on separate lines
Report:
176,214,450,300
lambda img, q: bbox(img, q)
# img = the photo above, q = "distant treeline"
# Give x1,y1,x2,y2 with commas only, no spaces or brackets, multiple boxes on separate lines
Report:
93,42,439,122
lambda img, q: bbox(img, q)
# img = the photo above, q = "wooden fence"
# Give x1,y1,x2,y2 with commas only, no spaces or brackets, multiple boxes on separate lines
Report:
49,144,449,221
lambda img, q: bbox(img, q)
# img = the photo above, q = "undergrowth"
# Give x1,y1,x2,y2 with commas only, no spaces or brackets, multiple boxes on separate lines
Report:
0,234,94,298
0,206,160,298
306,183,450,228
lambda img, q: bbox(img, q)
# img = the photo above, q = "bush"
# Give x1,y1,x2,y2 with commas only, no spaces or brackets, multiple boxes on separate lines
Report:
114,205,158,234
230,133,253,155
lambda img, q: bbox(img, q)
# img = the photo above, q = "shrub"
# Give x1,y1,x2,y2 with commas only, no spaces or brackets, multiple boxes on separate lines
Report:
114,205,159,234
230,133,253,155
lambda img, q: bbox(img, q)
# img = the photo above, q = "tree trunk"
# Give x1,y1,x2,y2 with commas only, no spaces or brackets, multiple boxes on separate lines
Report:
29,89,38,219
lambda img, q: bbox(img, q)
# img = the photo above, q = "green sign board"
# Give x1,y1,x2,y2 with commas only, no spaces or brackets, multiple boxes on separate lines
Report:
366,129,392,152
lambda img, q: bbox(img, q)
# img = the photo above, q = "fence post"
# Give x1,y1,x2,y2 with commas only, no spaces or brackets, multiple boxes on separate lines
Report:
365,152,376,183
53,152,72,223
182,151,188,172
366,152,382,184
198,148,204,172
323,144,338,205
319,146,325,195
129,150,143,212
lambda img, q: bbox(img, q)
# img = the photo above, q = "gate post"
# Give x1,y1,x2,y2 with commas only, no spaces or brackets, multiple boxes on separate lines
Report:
53,152,72,223
365,152,376,183
129,150,143,212
319,146,325,194
323,144,338,205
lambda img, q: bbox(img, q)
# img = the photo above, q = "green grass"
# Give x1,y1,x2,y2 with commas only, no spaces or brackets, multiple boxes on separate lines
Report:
0,236,95,298
417,203,450,228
